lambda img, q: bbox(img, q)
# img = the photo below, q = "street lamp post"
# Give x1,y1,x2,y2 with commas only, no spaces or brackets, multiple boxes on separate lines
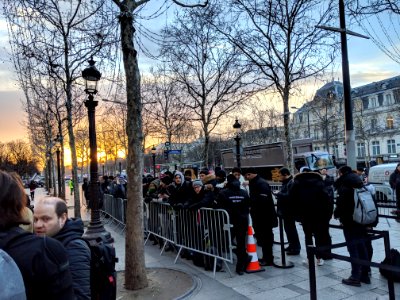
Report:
151,145,156,178
233,119,242,168
56,147,61,197
81,57,113,245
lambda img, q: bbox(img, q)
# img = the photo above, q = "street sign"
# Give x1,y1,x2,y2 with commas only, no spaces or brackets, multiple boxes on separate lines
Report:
168,149,182,155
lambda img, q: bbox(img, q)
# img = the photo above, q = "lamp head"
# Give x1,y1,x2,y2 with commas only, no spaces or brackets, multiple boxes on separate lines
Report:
233,119,241,135
82,57,101,95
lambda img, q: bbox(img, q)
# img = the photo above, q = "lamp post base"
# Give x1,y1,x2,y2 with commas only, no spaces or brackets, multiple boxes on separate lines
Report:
83,220,114,245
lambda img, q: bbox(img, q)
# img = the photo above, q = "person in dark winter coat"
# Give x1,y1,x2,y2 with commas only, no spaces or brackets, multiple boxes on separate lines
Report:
216,174,250,275
199,169,218,193
275,167,301,255
334,165,371,287
389,163,400,220
186,179,215,210
168,171,193,209
28,180,37,201
245,168,278,266
0,170,75,300
34,197,91,299
289,168,333,266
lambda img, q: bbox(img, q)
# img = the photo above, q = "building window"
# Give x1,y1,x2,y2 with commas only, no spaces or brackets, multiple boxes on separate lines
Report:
387,116,394,129
372,141,380,156
371,118,378,130
314,129,319,139
332,144,339,158
387,139,396,154
357,142,366,158
386,94,393,105
370,96,378,108
314,146,320,151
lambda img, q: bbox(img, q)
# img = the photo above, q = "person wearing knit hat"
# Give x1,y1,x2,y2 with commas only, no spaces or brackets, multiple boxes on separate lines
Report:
186,179,214,211
192,179,203,187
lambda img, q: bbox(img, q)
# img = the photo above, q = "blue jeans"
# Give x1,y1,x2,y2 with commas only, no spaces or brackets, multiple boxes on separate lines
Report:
343,225,370,280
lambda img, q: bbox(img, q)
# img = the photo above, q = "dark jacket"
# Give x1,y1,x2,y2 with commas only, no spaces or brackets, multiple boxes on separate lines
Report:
168,176,194,209
289,172,333,222
389,170,400,190
53,219,91,300
187,187,215,210
276,175,293,217
248,175,278,228
216,179,250,225
0,227,75,300
334,172,364,226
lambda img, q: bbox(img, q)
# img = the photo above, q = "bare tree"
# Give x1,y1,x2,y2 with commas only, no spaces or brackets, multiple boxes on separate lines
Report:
160,3,254,166
142,66,193,147
219,0,338,171
348,1,400,64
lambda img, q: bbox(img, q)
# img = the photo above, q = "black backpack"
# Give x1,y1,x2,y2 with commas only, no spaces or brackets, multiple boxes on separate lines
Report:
85,237,118,300
379,248,400,282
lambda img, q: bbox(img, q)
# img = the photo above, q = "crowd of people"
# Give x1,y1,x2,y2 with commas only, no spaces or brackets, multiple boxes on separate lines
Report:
140,163,382,286
0,160,397,298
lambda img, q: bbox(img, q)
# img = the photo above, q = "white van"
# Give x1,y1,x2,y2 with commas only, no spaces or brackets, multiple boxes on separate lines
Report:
368,163,398,203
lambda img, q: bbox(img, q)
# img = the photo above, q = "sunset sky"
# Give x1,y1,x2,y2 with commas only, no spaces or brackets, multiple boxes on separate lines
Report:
0,5,398,144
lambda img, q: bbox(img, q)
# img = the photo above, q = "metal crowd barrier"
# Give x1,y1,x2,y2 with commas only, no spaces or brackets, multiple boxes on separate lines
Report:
144,201,234,277
101,195,234,277
307,225,397,300
101,194,127,233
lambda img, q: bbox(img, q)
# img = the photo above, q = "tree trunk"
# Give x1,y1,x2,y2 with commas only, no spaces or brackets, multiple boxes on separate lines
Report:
66,83,81,218
203,133,210,168
283,91,293,172
119,10,148,290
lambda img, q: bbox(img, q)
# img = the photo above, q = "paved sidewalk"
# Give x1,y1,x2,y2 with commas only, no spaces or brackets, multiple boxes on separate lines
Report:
33,187,400,299
108,218,400,300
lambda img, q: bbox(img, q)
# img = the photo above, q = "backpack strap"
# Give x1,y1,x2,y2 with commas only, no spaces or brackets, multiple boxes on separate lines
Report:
0,227,31,250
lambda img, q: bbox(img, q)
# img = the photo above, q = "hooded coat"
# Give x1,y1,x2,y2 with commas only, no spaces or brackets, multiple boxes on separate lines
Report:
168,171,194,208
248,174,278,228
53,218,91,300
289,172,333,222
0,227,75,300
334,172,364,227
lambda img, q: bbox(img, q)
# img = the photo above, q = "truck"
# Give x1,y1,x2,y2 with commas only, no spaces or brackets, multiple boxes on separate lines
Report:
220,138,336,182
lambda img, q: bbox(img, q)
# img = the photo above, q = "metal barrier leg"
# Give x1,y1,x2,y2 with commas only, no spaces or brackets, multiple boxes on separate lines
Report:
223,260,233,278
383,231,395,300
307,246,317,300
274,216,294,269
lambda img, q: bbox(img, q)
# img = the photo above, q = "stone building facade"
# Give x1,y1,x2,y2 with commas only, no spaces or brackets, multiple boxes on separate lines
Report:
291,75,400,167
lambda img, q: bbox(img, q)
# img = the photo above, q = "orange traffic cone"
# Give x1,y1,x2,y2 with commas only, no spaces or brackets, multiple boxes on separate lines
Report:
246,217,265,273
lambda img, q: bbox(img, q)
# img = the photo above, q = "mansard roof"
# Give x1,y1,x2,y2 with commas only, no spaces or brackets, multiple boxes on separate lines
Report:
351,75,400,97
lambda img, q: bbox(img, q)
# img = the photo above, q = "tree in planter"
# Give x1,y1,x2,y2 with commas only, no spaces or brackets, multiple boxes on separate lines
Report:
110,0,208,291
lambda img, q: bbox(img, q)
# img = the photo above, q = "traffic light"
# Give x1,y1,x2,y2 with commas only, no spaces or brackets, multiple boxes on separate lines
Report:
164,150,169,160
